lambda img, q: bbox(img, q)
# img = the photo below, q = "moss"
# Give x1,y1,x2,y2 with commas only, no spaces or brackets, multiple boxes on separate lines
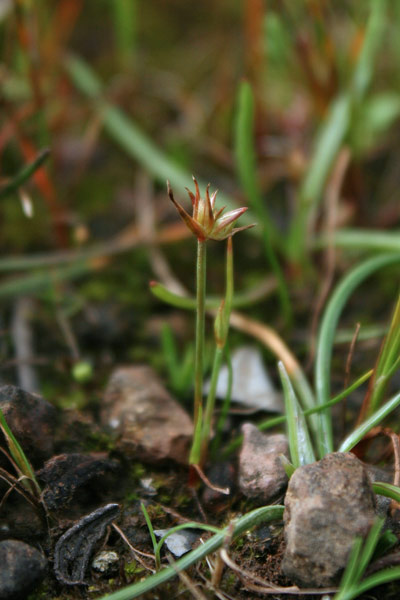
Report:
124,560,144,578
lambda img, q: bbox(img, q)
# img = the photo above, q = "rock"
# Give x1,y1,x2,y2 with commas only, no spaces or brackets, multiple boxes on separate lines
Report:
282,452,376,587
238,425,288,503
101,366,193,463
92,550,120,575
0,385,57,467
38,453,120,510
0,539,47,599
154,529,200,558
204,346,283,412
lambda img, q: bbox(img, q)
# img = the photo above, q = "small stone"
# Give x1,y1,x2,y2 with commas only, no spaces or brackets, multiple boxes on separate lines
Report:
0,385,57,467
238,424,288,503
92,550,119,575
204,346,283,412
154,529,200,557
101,366,193,463
0,539,47,599
282,452,376,587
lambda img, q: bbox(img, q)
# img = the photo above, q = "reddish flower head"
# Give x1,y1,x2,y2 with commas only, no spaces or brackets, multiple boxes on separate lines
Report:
167,177,255,241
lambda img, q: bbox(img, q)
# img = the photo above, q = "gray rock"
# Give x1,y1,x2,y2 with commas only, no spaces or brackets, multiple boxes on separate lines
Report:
238,424,288,503
0,385,57,467
282,452,376,588
154,529,200,557
0,540,47,599
101,366,193,463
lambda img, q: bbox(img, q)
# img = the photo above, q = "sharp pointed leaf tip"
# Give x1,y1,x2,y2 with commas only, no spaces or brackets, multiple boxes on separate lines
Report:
231,223,256,236
210,190,218,209
215,207,248,230
185,187,196,206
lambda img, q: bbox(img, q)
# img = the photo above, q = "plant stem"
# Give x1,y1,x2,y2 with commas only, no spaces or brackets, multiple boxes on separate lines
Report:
189,239,207,466
200,237,234,465
200,345,224,464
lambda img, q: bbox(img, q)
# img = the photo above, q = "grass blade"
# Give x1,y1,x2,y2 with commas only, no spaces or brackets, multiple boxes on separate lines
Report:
315,252,400,458
234,81,291,322
372,481,400,503
0,149,50,200
278,361,315,468
339,390,400,452
318,229,400,253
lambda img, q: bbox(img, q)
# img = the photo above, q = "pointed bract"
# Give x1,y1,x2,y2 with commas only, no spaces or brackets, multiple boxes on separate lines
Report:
167,178,254,242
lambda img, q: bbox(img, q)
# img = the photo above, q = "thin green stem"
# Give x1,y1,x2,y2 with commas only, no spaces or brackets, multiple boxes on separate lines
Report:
200,237,234,465
211,344,233,458
189,240,207,465
200,346,224,464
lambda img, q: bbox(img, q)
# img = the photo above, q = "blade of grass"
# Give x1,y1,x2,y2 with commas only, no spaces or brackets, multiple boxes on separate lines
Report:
150,279,275,310
0,262,90,299
338,390,400,452
315,252,400,458
111,0,137,68
234,81,291,323
278,361,316,467
0,148,50,200
338,536,363,594
372,481,400,503
287,94,351,261
363,295,400,418
97,505,284,600
141,503,160,570
316,229,400,253
357,518,385,580
0,408,40,497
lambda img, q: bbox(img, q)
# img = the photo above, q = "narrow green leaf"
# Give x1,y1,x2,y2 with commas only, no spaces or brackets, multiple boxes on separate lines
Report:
234,80,291,322
0,149,50,200
315,252,400,458
278,361,315,468
339,391,400,452
372,481,400,503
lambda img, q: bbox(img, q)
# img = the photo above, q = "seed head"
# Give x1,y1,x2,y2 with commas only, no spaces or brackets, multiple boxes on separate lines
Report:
167,177,255,242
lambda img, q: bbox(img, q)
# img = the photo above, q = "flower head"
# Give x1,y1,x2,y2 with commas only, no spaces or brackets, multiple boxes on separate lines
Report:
167,177,255,242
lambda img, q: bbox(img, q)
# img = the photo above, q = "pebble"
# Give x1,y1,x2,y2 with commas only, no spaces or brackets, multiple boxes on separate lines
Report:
204,346,283,412
92,550,120,575
238,424,288,503
282,452,376,587
154,529,200,557
101,366,193,463
0,539,47,599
